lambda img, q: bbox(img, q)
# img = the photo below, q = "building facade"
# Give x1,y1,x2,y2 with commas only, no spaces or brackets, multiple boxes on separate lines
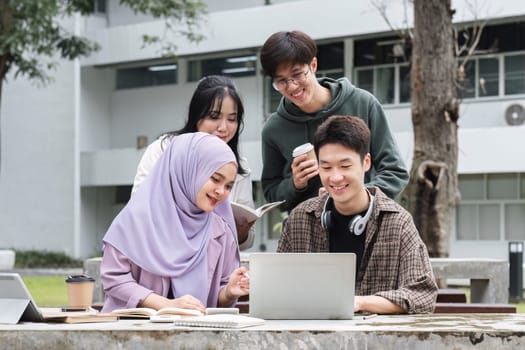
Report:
0,0,524,258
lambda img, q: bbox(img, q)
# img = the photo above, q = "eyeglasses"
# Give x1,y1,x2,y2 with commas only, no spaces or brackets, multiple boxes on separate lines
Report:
272,68,310,91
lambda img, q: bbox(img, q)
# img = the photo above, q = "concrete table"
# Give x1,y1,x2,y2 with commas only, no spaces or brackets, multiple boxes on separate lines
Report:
1,314,525,349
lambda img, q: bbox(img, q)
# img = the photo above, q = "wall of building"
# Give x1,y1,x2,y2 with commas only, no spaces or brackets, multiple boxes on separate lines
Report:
0,57,78,255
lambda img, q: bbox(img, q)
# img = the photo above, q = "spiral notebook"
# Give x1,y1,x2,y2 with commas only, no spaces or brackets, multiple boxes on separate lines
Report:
151,314,265,328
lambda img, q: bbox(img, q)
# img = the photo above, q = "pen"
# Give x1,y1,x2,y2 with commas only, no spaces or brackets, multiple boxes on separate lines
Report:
363,313,378,319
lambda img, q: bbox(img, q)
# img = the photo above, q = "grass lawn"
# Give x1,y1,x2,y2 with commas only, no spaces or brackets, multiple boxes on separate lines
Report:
23,276,68,307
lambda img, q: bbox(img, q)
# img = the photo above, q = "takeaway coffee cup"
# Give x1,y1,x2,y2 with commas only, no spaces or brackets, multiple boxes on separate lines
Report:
292,142,317,162
65,275,95,308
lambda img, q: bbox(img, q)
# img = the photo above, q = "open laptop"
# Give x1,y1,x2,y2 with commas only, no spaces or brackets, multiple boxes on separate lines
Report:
0,272,45,323
248,253,356,319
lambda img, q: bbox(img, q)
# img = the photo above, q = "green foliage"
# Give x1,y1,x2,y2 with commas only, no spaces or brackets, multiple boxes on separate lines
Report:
0,0,207,84
0,0,100,84
15,250,83,268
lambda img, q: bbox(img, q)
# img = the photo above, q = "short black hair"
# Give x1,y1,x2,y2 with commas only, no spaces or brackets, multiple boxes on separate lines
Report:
260,31,317,78
313,115,370,161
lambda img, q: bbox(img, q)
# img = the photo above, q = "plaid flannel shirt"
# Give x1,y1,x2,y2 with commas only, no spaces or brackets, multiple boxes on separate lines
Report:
277,187,438,313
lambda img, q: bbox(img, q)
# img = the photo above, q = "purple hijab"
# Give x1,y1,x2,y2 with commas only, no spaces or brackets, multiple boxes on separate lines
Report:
103,132,237,303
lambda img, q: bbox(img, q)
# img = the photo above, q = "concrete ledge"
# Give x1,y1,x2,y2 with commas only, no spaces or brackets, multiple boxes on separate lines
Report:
1,315,525,349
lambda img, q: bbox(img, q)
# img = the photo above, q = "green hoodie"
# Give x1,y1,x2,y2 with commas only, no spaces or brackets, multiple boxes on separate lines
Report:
261,77,409,212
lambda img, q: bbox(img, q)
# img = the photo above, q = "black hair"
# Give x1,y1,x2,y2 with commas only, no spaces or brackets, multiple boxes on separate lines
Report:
162,75,246,175
313,115,370,161
260,31,317,78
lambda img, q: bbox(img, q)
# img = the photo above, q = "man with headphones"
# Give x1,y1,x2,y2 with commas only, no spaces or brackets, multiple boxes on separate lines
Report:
277,115,437,315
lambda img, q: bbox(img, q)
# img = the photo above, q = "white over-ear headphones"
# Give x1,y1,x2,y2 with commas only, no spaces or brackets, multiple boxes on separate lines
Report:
320,189,374,236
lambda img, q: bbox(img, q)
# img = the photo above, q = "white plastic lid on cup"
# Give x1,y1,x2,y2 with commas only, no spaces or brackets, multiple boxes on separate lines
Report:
292,143,314,157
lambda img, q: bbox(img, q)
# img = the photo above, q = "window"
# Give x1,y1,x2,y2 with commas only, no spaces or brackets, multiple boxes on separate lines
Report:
116,64,177,89
456,204,477,240
355,65,399,105
354,36,409,66
399,65,411,103
478,204,500,240
505,204,525,240
458,57,500,99
478,57,499,96
188,54,256,82
458,174,485,200
356,69,373,95
456,173,525,241
487,173,518,200
504,54,525,95
376,67,395,104
317,42,344,74
456,204,500,240
94,0,106,13
265,77,282,115
355,22,525,105
521,175,525,199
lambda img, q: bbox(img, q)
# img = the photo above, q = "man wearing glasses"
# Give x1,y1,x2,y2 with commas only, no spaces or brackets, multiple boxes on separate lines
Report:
259,30,409,212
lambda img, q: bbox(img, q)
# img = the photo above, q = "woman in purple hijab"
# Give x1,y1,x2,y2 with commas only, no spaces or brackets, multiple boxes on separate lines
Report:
101,132,249,313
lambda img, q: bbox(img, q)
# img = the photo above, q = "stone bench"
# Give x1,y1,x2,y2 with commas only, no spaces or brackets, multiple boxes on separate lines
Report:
436,288,467,303
430,258,509,304
434,302,516,313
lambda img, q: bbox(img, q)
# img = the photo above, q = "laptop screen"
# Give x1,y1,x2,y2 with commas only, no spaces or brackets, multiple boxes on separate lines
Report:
248,253,356,320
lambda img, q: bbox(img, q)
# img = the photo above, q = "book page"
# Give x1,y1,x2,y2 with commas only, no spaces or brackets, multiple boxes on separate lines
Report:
255,200,285,217
231,200,285,223
110,307,156,317
156,307,203,317
111,307,203,318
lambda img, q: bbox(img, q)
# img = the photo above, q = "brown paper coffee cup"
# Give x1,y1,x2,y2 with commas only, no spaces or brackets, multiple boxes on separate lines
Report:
292,143,317,162
65,275,95,308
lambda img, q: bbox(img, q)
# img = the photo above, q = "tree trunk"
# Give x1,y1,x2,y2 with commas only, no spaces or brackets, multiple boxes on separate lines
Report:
400,0,460,257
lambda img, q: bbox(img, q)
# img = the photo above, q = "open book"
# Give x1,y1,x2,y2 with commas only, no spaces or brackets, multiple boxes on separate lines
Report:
110,306,203,318
231,200,285,223
110,307,238,319
151,314,265,329
40,307,118,324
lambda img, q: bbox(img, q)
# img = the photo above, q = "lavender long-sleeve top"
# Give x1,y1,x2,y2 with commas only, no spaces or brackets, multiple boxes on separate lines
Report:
100,214,240,312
